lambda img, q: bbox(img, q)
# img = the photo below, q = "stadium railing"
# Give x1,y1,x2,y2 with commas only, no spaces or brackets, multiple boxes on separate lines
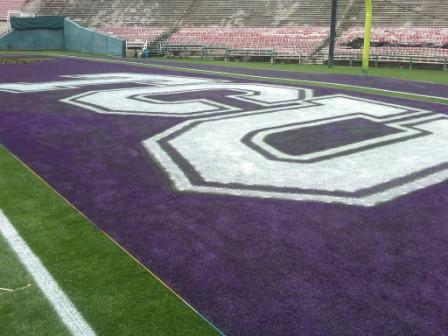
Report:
333,53,448,70
0,22,10,37
167,27,329,58
162,44,277,63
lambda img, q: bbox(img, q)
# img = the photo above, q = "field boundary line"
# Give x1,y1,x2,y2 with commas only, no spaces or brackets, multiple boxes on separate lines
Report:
2,146,226,336
53,54,448,104
0,209,96,336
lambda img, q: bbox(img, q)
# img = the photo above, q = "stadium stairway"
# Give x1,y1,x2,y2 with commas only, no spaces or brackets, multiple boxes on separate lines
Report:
309,0,361,61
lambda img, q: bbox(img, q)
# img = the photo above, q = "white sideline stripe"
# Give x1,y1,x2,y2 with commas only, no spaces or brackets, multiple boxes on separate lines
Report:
56,54,448,103
0,210,96,336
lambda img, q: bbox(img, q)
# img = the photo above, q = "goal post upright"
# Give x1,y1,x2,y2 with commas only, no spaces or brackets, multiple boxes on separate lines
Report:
362,0,373,75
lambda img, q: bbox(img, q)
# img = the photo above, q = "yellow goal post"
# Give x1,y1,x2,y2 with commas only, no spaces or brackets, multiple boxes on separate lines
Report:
362,0,373,75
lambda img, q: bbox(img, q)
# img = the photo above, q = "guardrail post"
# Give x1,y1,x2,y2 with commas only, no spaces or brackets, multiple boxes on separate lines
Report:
375,55,378,67
349,56,353,67
299,54,302,64
409,56,413,70
224,49,229,62
444,58,447,71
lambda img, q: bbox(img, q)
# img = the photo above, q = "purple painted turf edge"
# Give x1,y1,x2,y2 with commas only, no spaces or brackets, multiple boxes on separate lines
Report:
1,57,448,336
130,57,448,98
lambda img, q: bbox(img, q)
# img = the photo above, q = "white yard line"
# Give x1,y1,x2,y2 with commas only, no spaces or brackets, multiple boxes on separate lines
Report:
0,210,96,336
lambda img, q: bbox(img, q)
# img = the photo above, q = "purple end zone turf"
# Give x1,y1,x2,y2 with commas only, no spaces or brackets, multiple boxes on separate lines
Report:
1,57,448,335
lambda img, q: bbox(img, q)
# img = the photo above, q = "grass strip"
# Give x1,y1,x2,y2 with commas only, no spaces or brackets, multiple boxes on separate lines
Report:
0,146,221,336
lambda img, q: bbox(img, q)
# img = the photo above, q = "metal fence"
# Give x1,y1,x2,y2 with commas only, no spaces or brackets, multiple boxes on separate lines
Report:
149,43,448,70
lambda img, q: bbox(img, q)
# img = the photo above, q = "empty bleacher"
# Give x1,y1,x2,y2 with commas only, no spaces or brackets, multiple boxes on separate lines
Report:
178,0,335,27
168,27,329,56
0,0,26,21
336,27,448,58
23,0,448,28
344,1,448,28
96,26,166,44
24,0,192,27
14,0,448,62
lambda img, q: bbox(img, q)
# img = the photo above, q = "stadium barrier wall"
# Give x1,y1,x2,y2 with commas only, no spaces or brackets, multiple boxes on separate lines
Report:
64,18,125,56
0,28,64,50
0,16,125,56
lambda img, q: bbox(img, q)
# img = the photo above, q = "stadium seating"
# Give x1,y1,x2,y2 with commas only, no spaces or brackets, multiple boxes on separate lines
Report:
337,27,448,57
25,0,193,27
23,0,448,28
168,27,329,56
338,27,448,46
15,0,448,62
337,46,448,58
0,0,26,20
362,1,447,27
97,26,167,44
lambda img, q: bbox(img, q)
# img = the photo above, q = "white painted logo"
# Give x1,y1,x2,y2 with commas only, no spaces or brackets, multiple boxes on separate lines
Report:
2,73,447,206
144,95,448,206
62,83,312,117
0,73,214,93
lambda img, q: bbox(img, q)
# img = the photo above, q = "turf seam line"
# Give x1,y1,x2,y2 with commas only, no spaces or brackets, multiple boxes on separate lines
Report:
52,54,448,104
2,146,227,336
0,209,96,336
0,284,32,296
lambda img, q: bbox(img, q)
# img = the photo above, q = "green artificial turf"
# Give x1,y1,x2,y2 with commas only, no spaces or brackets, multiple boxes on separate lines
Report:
0,146,220,336
1,50,447,85
111,57,448,105
55,53,448,105
0,49,445,336
149,56,448,85
1,51,447,106
0,234,70,336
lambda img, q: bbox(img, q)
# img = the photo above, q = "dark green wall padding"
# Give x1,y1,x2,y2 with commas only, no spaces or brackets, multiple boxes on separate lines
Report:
0,17,125,56
11,16,65,30
0,29,64,50
64,19,125,56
